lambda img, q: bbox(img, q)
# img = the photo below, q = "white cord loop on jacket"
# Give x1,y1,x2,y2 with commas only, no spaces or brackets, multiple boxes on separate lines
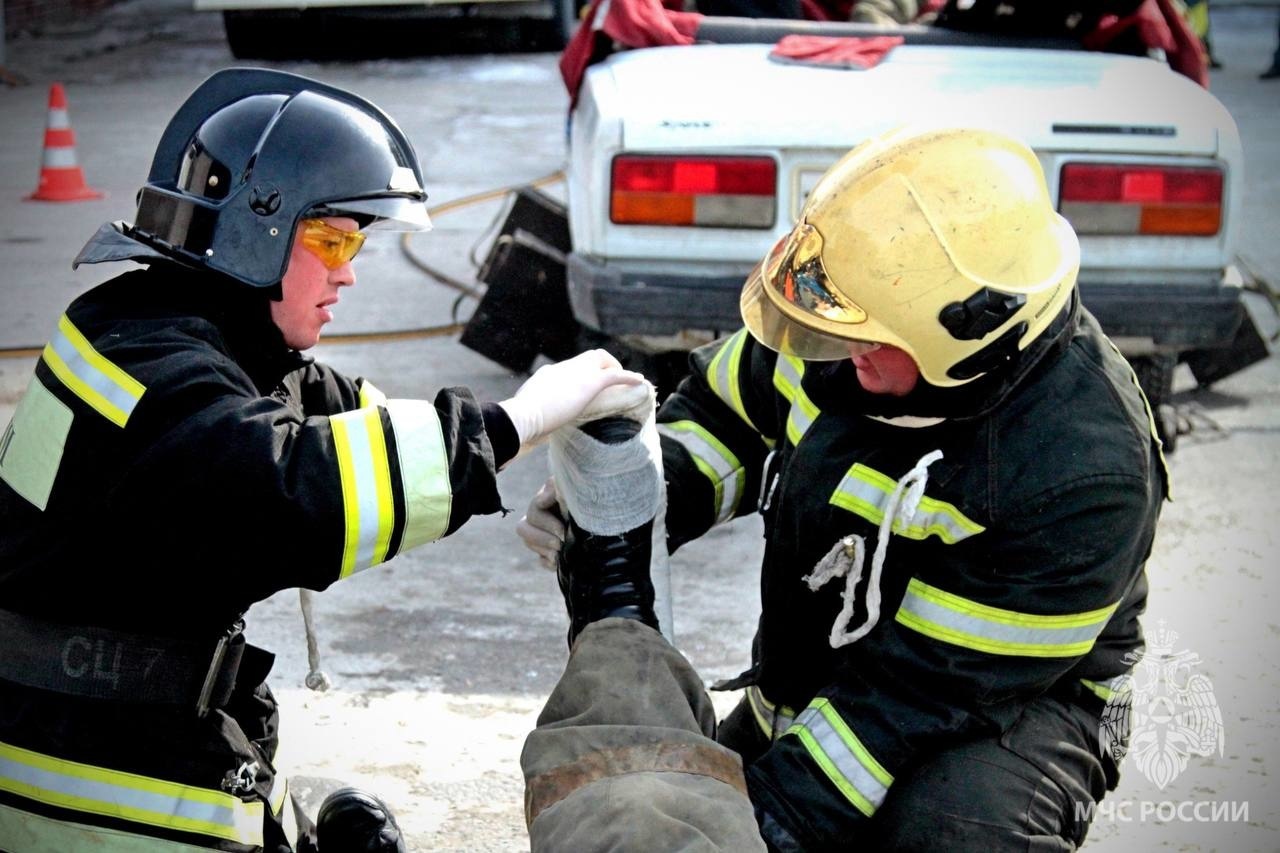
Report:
804,449,943,649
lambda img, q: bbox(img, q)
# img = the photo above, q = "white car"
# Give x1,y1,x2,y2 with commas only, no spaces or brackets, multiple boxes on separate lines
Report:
537,16,1271,448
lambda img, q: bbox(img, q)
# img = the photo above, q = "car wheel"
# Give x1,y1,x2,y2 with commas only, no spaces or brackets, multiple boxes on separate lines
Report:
222,10,304,60
1130,353,1179,454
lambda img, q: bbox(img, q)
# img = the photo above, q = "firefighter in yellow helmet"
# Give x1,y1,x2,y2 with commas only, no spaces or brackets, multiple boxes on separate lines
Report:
518,126,1168,850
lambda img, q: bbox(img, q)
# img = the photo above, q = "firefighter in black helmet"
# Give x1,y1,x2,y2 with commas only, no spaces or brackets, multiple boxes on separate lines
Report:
0,68,640,853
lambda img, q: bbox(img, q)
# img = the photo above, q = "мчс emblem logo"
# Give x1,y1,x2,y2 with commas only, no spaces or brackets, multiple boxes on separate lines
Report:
1099,621,1225,790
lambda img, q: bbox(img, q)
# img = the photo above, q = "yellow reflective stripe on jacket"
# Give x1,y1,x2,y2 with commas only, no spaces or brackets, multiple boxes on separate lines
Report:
746,685,796,741
267,774,287,817
41,314,145,428
0,801,234,852
331,407,396,577
659,420,744,524
1081,675,1131,703
772,356,819,446
384,399,452,551
0,741,264,847
358,379,387,409
784,699,893,818
830,463,984,544
706,329,761,435
896,578,1120,658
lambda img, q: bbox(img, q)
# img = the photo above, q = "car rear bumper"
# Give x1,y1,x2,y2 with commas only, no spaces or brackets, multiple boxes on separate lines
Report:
568,252,1247,350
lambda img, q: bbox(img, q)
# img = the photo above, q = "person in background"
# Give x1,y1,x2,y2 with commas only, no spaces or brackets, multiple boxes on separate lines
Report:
519,125,1167,851
0,68,640,853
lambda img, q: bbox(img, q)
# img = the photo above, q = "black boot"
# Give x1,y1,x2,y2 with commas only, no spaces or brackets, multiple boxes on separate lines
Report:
315,787,407,853
556,417,661,647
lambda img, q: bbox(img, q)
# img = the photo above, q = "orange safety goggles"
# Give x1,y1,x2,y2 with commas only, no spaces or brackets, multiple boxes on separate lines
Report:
299,218,366,269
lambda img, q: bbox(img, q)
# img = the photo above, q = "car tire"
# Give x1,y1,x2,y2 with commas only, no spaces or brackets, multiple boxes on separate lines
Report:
223,10,304,60
1130,353,1179,454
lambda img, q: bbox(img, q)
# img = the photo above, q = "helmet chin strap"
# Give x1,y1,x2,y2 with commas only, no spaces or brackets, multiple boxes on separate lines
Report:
803,450,943,649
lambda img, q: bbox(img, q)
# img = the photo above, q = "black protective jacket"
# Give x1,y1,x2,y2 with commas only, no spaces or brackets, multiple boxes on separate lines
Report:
656,297,1167,849
0,263,514,851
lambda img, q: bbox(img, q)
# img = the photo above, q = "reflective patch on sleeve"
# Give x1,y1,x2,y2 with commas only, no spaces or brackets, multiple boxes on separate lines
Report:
41,314,145,428
384,399,452,551
895,578,1120,658
772,355,819,445
658,420,744,524
331,407,396,578
784,698,893,818
830,463,984,544
706,329,763,436
358,380,387,409
0,377,73,511
0,740,264,848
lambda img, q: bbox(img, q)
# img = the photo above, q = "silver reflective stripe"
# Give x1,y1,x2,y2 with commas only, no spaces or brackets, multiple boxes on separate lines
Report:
772,356,818,445
0,801,229,852
42,314,145,428
746,685,795,741
706,329,760,433
785,699,892,818
385,399,452,551
829,463,984,544
47,109,70,129
659,421,743,524
358,380,387,409
0,741,263,846
896,578,1119,658
330,407,394,577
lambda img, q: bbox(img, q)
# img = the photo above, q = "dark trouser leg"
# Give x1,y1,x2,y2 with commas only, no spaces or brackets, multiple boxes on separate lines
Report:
865,695,1115,852
521,618,766,852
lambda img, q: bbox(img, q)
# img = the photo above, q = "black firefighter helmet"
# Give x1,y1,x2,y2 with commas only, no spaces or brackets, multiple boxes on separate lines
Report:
125,67,430,289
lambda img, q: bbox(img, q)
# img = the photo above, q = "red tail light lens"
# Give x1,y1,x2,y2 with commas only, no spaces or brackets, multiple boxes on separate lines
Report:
1059,163,1223,236
611,155,777,228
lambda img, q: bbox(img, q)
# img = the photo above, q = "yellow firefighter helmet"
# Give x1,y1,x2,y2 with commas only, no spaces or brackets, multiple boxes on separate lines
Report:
740,126,1079,387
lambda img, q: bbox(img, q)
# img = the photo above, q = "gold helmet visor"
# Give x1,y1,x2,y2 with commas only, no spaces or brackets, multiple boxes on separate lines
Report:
740,222,881,361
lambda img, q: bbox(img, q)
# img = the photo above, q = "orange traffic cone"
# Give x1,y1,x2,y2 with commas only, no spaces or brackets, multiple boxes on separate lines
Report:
26,82,103,203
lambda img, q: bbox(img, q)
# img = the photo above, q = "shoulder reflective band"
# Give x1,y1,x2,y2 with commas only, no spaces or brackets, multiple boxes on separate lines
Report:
830,463,984,544
358,379,387,409
331,406,397,577
41,314,146,428
383,399,451,552
772,355,819,446
896,578,1121,658
706,329,767,440
783,698,893,818
659,420,744,524
745,685,796,742
0,740,264,847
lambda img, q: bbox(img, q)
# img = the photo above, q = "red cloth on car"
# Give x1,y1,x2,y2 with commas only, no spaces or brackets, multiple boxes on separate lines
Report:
560,0,704,106
1084,0,1208,87
768,34,905,67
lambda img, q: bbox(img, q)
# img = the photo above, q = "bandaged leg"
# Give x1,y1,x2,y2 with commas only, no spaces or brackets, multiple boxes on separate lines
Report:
548,384,673,645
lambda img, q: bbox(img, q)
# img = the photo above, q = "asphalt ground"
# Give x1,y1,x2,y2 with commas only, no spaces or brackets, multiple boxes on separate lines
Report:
0,4,1278,850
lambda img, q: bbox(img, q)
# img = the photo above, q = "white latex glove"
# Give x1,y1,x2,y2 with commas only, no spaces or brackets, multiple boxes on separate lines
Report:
498,349,645,450
516,477,565,571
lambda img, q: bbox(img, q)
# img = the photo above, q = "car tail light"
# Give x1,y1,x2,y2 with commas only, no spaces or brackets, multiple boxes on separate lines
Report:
1059,163,1223,236
611,155,777,228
